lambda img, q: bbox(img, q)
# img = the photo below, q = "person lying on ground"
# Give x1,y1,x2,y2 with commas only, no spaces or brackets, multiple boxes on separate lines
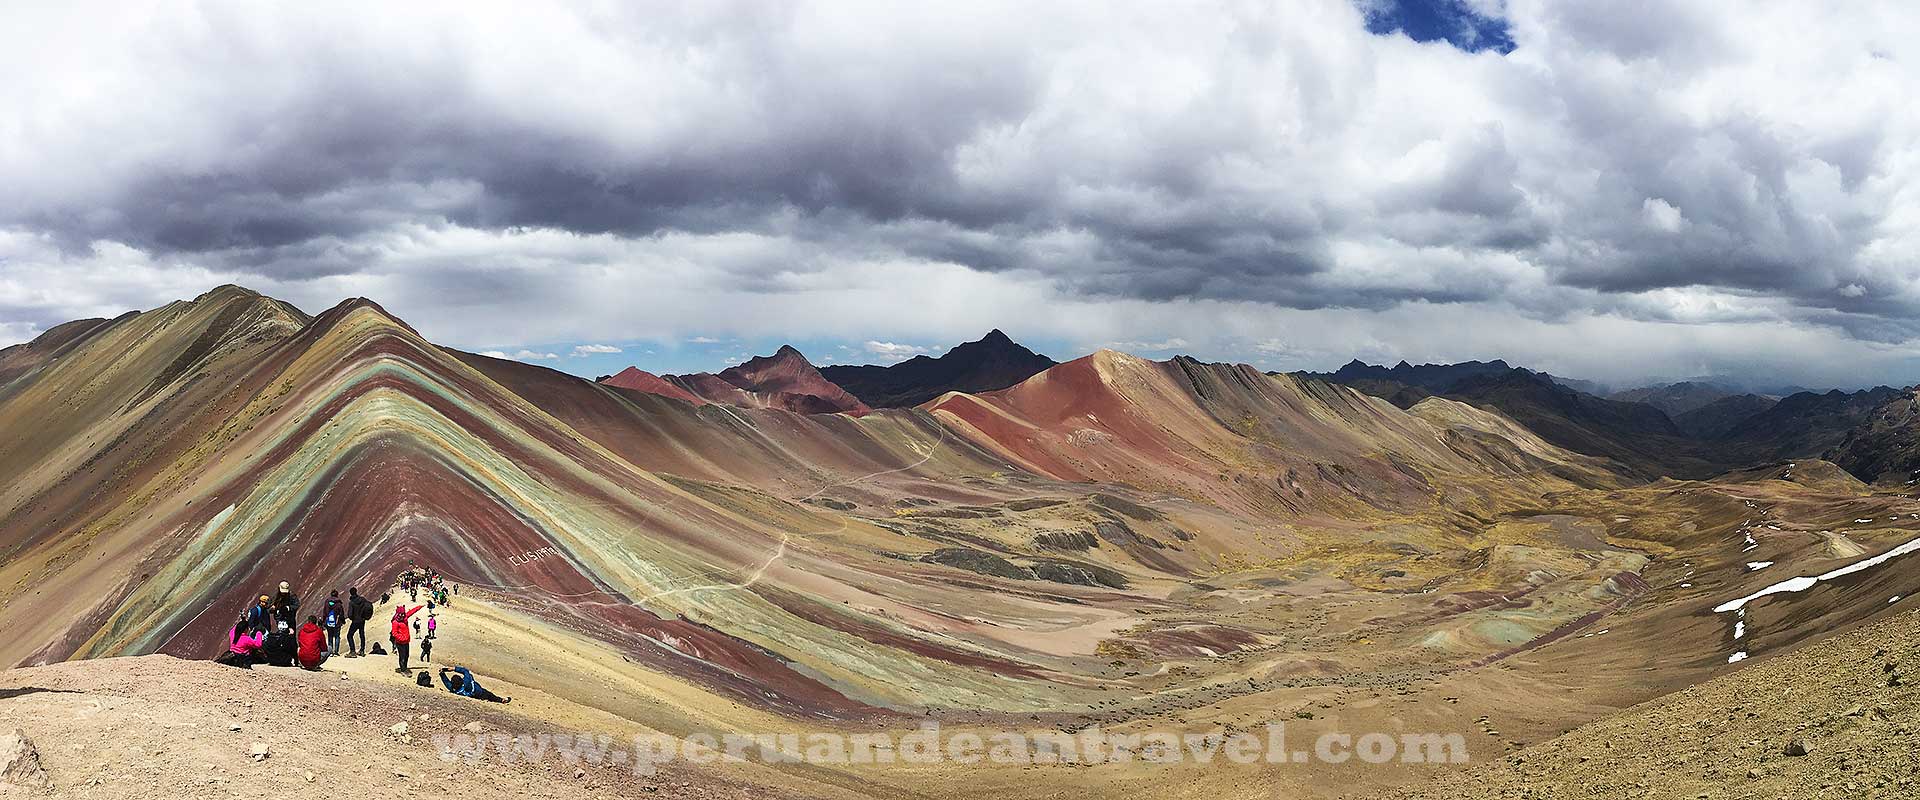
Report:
439,666,511,703
297,615,330,670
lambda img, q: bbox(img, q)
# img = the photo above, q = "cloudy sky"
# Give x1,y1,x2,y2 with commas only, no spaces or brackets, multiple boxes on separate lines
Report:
3,0,1918,388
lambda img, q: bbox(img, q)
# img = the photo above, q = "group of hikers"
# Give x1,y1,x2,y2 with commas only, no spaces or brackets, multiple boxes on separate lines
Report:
212,563,508,703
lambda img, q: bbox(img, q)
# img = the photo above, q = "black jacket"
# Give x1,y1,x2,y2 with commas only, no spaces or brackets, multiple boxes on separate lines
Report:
348,594,375,623
261,630,297,667
270,591,300,625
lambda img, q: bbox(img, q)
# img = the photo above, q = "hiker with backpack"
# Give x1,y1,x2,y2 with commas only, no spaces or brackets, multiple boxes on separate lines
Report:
346,587,374,657
322,590,346,655
390,603,424,673
246,595,272,633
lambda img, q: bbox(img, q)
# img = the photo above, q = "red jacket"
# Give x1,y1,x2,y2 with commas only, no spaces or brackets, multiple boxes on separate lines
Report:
390,605,422,643
297,622,327,667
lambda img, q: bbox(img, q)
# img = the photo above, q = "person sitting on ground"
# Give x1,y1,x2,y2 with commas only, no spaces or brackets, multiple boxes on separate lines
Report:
261,621,298,667
346,586,374,657
390,603,424,673
296,614,329,670
270,580,300,630
215,614,265,668
438,666,510,703
322,590,346,655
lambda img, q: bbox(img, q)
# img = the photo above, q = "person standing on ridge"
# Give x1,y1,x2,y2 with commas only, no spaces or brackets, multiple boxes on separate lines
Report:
270,581,300,630
322,590,346,656
346,587,373,657
390,603,423,673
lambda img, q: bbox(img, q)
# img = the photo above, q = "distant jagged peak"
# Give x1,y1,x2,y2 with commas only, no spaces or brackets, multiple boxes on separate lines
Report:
722,344,825,381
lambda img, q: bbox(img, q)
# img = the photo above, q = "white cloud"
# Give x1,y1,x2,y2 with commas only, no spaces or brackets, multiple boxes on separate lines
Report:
1,2,1918,388
511,349,559,361
569,343,622,357
862,341,932,362
1105,338,1189,353
1642,198,1685,233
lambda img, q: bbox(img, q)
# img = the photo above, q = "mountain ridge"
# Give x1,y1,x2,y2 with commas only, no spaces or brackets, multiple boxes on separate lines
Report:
820,329,1057,408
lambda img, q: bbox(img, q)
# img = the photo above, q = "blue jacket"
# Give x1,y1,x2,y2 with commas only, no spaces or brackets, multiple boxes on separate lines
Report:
440,667,482,697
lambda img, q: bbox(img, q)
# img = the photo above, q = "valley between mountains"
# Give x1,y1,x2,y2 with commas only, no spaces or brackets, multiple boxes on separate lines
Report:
2,286,1918,798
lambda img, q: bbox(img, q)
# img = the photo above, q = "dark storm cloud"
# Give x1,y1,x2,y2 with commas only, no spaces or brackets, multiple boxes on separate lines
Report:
2,0,1918,379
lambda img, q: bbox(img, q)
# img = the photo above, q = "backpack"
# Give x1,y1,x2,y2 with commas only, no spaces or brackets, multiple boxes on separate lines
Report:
324,600,342,627
416,671,433,687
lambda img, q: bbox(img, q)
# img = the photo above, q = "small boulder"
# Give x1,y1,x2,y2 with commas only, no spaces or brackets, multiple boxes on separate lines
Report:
389,721,409,737
248,742,270,762
463,721,485,733
0,729,52,791
1784,738,1810,757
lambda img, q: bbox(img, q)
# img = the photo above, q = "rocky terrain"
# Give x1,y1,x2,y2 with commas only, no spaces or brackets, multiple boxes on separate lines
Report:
6,287,1920,798
1390,605,1920,800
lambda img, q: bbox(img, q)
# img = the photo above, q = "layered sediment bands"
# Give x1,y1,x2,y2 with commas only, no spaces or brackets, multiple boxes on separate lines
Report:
464,350,1021,503
20,285,1920,755
0,294,1098,715
927,350,1614,517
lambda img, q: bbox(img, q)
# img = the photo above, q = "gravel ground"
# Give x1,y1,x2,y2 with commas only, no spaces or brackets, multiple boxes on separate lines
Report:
1386,607,1920,799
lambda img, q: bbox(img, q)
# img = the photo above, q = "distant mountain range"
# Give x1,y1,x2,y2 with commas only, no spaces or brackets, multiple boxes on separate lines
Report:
820,329,1057,408
599,345,869,414
598,330,1056,413
1300,359,1905,479
1607,381,1745,416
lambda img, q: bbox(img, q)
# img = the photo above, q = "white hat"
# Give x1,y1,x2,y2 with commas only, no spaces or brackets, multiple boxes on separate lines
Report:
278,581,290,592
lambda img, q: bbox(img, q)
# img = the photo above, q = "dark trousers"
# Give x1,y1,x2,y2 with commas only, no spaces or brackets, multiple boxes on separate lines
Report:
471,685,506,703
325,626,342,654
395,639,411,671
346,621,366,653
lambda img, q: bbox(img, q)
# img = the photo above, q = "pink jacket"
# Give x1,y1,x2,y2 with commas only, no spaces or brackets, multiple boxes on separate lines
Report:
229,628,264,656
